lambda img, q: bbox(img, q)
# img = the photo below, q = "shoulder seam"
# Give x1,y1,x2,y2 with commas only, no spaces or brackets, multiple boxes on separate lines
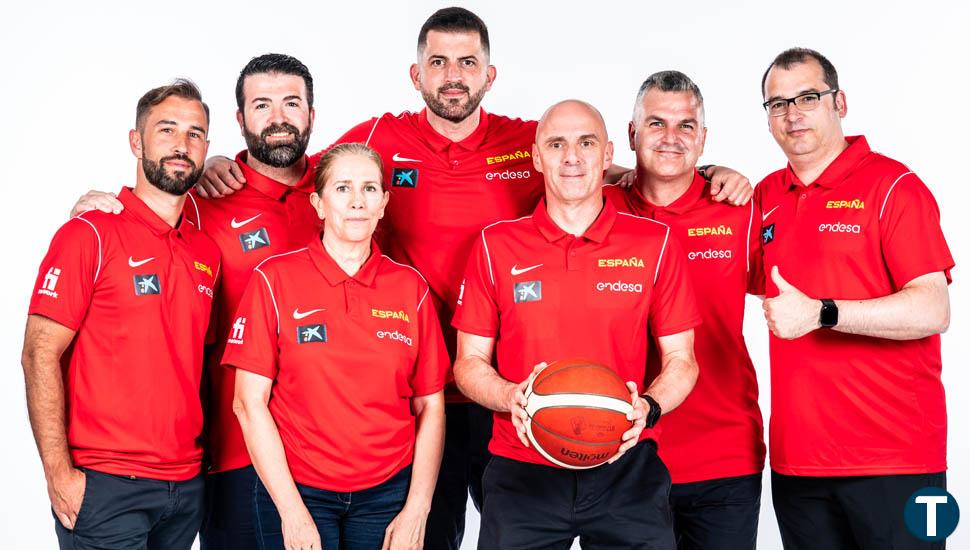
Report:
879,171,914,220
254,267,280,336
185,193,201,230
365,117,381,146
381,255,431,310
655,226,670,285
254,247,310,271
72,214,103,284
746,200,754,273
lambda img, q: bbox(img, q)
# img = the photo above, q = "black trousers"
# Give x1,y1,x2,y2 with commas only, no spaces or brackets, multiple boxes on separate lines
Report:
424,402,493,550
54,468,204,550
670,473,762,550
479,440,675,550
772,470,947,550
200,465,258,550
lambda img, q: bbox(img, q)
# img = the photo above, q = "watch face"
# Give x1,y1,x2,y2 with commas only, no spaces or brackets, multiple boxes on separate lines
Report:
821,300,838,327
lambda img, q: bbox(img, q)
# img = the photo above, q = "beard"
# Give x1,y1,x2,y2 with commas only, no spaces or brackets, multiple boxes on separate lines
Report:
142,153,202,196
244,122,311,168
421,82,487,123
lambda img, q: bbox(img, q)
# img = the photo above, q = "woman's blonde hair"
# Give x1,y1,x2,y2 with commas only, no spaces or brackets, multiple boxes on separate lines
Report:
313,142,385,194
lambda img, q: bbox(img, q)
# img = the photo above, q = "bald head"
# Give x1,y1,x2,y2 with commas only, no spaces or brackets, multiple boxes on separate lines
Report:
536,100,608,145
532,99,614,210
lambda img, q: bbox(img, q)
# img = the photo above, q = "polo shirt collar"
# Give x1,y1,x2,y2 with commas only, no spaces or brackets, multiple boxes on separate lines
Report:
119,186,186,236
532,195,617,244
628,170,708,217
308,235,382,287
236,150,316,200
417,107,490,153
785,135,870,190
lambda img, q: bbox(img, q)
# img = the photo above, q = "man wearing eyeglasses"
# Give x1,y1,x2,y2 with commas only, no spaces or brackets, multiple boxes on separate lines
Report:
755,47,953,550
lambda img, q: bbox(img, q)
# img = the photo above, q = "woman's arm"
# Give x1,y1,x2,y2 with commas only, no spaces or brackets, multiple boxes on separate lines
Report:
381,390,445,550
234,369,321,550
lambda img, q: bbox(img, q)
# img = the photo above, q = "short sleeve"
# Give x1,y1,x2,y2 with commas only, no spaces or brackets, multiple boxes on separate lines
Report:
27,217,101,331
879,173,954,288
221,268,280,379
649,231,702,337
410,285,449,396
451,234,500,337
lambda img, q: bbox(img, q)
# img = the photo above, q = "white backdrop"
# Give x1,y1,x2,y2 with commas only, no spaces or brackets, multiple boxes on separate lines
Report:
2,1,967,548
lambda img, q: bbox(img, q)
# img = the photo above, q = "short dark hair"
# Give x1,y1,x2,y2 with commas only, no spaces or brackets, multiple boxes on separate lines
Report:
633,70,705,124
136,78,209,130
417,7,490,57
235,53,314,111
761,47,839,97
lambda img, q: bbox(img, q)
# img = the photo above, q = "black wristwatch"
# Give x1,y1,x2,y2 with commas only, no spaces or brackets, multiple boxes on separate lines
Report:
697,164,714,180
819,298,838,328
642,394,662,428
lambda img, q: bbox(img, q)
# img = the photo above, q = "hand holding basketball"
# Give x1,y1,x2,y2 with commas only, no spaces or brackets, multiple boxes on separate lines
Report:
509,362,548,448
608,382,648,464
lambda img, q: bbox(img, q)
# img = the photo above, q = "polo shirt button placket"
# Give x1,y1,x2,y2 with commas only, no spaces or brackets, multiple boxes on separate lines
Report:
347,281,359,319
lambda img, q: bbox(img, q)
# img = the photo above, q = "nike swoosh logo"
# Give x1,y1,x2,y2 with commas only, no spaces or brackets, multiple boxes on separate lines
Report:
510,264,543,276
293,308,325,320
128,256,155,268
231,214,262,229
392,153,421,163
762,205,780,221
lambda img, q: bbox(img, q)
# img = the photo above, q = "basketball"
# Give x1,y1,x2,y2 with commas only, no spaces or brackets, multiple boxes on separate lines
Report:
523,358,635,469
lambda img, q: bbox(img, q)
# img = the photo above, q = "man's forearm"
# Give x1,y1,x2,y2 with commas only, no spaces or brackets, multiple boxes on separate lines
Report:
454,356,515,412
22,336,73,480
835,280,950,340
642,352,698,415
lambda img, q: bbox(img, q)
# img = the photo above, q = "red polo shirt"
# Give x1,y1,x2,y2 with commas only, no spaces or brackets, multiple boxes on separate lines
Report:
604,171,766,484
184,151,322,473
452,198,701,467
222,238,448,491
28,187,220,480
755,135,954,476
333,109,544,399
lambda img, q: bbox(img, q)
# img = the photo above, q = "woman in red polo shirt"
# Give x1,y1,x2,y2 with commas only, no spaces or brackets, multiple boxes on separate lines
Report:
224,143,447,550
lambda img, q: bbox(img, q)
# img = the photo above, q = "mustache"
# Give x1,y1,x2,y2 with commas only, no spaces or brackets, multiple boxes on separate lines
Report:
651,145,688,154
160,153,197,170
260,123,301,140
437,82,470,94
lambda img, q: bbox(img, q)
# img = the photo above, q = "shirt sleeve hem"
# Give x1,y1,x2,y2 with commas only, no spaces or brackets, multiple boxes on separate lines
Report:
26,307,81,332
651,316,703,338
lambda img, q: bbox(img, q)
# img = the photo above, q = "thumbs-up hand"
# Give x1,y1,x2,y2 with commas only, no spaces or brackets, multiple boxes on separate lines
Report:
763,266,820,339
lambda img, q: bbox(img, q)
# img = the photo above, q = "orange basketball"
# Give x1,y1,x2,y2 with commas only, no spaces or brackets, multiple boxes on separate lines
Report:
524,358,634,469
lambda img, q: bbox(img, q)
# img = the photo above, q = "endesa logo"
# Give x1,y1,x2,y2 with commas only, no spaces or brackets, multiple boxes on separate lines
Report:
597,257,645,268
826,199,865,209
687,225,733,237
486,149,531,165
596,281,644,293
688,248,733,260
198,284,214,298
485,169,532,182
376,330,412,346
818,222,862,234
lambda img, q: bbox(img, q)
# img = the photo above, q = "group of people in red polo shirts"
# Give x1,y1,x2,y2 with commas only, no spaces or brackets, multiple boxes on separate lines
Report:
23,7,953,550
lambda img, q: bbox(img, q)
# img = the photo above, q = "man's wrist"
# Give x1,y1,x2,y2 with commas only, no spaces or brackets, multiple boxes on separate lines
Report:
640,394,662,428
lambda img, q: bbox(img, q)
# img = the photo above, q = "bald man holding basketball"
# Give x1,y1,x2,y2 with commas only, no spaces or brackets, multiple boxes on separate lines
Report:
452,100,701,549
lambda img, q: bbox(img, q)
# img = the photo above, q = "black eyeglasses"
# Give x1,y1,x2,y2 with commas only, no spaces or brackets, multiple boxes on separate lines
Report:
763,89,838,117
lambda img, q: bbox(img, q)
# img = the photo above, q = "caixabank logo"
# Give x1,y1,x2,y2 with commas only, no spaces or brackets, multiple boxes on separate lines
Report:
904,487,959,541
